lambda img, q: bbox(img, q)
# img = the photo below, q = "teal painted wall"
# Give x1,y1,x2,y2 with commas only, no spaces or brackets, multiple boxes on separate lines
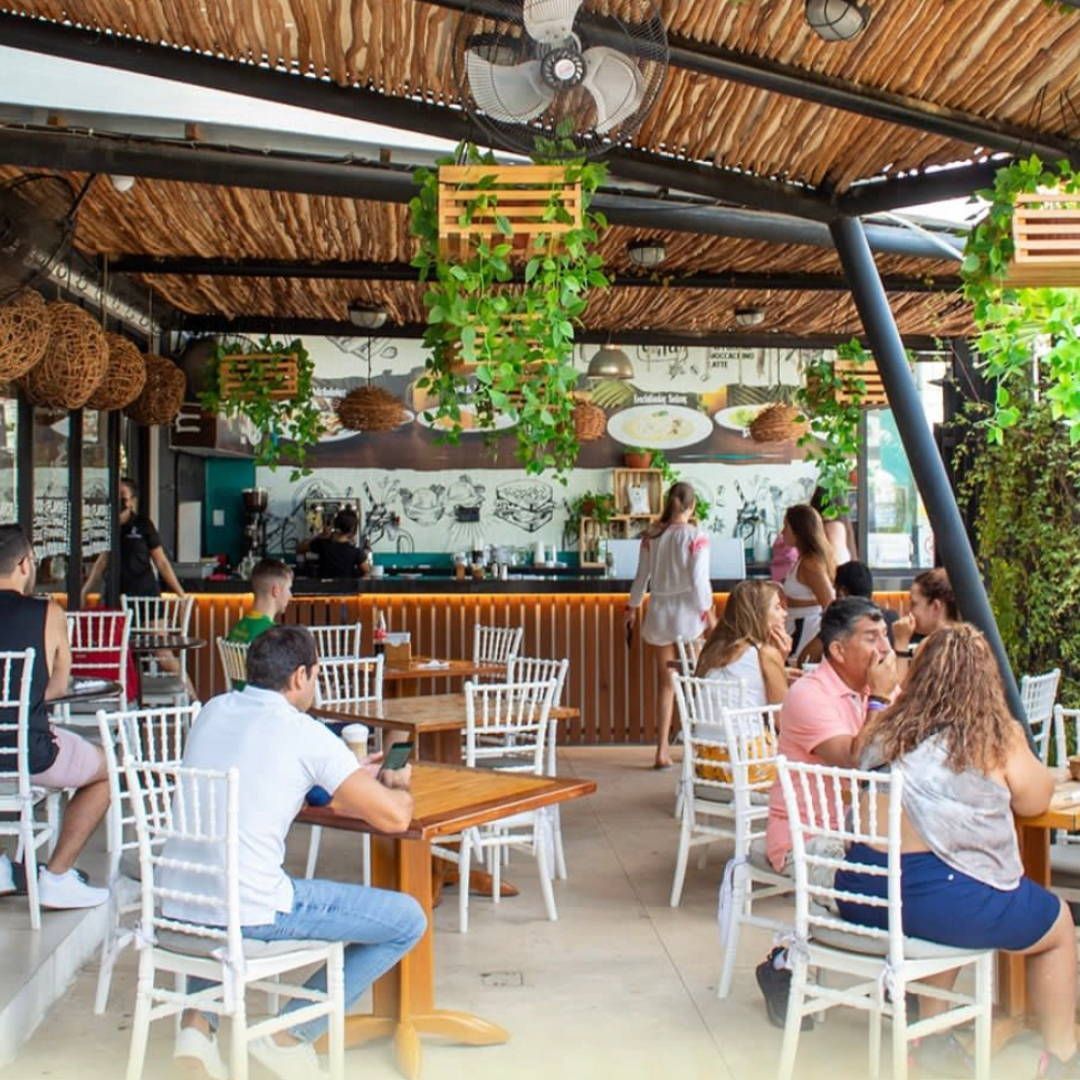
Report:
203,459,255,565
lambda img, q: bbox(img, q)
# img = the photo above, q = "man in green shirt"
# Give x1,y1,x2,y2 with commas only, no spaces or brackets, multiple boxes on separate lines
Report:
227,560,294,688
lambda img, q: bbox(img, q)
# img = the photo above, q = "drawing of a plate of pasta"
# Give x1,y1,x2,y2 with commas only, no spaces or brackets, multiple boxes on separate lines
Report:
606,404,713,449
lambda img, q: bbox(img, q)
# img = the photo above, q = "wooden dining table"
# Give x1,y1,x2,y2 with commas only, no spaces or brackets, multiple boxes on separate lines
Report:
381,657,507,687
300,762,596,1079
997,774,1080,1044
313,691,581,766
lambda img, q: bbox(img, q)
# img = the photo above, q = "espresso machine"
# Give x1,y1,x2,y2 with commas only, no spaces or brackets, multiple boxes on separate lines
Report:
241,487,269,560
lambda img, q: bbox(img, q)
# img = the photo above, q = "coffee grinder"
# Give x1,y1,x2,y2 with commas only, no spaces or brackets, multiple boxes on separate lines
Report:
241,487,269,559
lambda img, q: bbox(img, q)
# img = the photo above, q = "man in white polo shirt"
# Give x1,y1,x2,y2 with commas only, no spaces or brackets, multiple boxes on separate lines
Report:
167,625,426,1080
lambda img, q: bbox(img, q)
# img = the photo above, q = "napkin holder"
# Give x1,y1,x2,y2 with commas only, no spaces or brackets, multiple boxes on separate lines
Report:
384,632,411,666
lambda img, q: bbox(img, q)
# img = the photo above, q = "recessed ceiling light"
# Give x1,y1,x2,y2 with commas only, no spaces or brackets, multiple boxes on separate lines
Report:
735,307,766,327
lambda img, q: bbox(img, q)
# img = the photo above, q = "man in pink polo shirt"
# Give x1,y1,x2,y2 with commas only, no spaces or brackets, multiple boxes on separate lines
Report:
756,597,898,1029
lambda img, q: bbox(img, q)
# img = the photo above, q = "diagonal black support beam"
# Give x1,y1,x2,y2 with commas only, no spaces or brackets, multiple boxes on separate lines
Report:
829,214,1028,733
110,254,961,294
0,127,965,260
416,0,1080,166
0,11,832,220
838,160,1004,216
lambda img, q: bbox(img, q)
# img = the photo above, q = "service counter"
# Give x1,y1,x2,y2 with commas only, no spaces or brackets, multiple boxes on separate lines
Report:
185,581,910,746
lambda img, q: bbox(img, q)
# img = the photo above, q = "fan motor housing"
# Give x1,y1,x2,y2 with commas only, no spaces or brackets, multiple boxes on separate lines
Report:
541,46,586,89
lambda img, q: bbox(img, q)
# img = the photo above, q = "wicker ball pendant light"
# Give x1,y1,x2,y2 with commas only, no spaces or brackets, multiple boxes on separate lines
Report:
22,301,109,409
0,289,51,381
573,399,607,442
86,332,148,410
749,402,809,443
124,353,186,426
337,384,409,432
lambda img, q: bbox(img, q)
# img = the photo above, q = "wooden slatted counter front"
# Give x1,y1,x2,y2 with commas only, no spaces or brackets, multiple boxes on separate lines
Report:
185,589,910,746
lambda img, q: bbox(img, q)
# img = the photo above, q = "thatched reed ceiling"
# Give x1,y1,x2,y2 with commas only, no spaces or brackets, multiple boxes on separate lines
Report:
5,0,1079,190
136,274,971,338
0,163,970,334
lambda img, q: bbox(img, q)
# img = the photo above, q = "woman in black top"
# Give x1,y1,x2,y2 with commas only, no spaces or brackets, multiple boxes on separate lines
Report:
82,478,186,602
301,509,371,578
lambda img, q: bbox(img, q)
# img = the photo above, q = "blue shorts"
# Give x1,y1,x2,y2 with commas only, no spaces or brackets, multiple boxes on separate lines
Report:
835,843,1060,952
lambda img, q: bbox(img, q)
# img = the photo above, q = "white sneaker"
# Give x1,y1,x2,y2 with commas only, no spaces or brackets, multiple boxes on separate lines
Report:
174,1026,228,1080
37,867,109,909
0,854,15,895
249,1035,326,1080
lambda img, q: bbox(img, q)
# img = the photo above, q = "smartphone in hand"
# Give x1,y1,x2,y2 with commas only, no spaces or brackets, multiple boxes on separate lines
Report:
377,741,414,780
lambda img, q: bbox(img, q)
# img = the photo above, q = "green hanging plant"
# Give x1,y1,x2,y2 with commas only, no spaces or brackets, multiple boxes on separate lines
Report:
199,336,324,480
409,139,610,478
795,342,869,518
960,154,1080,445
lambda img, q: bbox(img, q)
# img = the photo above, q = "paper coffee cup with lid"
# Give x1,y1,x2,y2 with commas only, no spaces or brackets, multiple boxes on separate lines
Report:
341,723,370,761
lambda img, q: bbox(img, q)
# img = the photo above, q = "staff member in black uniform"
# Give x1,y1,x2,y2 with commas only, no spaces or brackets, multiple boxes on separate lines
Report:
82,477,186,601
0,525,110,909
298,509,371,578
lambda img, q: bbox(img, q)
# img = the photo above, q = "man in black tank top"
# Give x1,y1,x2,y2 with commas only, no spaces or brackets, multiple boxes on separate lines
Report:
0,526,109,911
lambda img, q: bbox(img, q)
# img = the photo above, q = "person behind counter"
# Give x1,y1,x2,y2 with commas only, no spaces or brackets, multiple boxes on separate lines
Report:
298,509,372,579
81,477,186,603
625,482,715,769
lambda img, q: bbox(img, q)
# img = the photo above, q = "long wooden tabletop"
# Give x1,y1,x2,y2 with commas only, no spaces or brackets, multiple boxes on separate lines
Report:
381,658,506,683
313,691,580,735
299,761,595,840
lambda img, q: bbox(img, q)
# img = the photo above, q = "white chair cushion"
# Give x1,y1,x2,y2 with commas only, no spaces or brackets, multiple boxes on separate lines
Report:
694,784,769,806
156,928,333,960
1051,843,1080,882
808,902,988,960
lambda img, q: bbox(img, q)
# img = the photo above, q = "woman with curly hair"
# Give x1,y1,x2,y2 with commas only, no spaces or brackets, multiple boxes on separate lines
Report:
837,624,1077,1077
694,580,790,707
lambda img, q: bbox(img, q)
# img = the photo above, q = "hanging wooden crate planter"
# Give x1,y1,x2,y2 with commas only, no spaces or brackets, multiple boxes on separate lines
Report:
1005,192,1080,287
217,352,300,401
833,359,888,407
437,165,582,261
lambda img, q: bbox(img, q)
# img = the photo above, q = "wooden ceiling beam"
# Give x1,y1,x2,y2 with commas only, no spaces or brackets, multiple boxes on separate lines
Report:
111,254,960,294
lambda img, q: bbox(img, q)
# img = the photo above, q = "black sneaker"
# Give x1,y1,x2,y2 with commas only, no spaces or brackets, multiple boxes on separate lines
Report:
913,1032,973,1078
1036,1050,1080,1078
754,947,814,1032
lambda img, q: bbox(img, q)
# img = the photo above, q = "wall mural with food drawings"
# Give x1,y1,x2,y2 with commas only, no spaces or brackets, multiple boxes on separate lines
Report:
253,335,819,556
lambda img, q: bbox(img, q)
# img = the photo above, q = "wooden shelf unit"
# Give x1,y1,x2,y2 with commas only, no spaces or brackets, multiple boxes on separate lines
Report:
578,468,663,568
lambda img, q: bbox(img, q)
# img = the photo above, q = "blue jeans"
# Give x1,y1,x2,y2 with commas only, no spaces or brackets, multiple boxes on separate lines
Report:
192,877,427,1043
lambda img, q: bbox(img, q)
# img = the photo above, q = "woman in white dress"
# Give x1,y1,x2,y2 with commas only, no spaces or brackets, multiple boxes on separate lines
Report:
694,580,791,707
625,483,715,768
781,504,836,660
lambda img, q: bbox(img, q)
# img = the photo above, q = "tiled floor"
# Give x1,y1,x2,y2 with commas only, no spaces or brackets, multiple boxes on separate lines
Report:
3,747,1050,1078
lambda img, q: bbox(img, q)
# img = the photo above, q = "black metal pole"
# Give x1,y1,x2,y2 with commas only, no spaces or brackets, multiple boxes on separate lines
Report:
66,409,84,612
829,215,1029,733
105,411,122,609
16,398,32,534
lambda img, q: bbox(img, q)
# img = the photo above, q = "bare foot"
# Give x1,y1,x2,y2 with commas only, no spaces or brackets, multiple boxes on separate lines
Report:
653,756,673,770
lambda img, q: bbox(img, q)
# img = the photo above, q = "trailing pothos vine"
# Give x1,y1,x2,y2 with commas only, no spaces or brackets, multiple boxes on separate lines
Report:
409,140,609,477
952,401,1080,710
199,336,324,480
961,155,1080,444
795,341,869,518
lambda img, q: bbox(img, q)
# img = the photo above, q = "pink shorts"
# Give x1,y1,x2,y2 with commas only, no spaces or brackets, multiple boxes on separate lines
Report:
31,728,104,790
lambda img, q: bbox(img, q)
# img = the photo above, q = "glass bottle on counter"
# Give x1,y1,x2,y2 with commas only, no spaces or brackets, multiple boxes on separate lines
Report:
373,608,387,655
